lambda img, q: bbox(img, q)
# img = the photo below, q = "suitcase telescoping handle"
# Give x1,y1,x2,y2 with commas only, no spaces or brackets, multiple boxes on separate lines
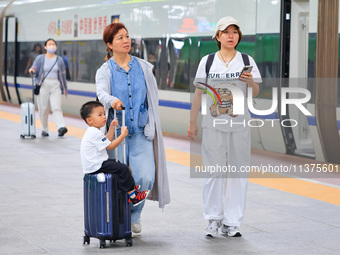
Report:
31,74,35,104
114,105,126,164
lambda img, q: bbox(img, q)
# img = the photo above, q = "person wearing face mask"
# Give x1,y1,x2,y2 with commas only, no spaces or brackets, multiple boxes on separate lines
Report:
29,38,68,137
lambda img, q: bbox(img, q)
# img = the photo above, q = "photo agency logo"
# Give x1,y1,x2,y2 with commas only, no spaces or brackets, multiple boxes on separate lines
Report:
195,82,312,128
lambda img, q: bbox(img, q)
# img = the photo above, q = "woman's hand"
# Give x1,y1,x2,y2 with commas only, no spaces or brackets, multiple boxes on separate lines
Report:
112,99,123,110
28,68,35,74
239,72,260,97
239,71,253,84
188,122,198,141
239,72,259,97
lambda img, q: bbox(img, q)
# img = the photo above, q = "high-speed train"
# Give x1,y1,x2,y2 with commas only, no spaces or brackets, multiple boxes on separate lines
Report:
1,0,340,163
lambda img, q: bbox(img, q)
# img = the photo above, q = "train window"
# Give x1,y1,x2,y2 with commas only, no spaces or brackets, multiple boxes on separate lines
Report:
143,38,193,91
130,39,142,58
199,37,218,59
142,38,163,89
59,41,73,81
168,38,191,91
5,42,15,76
13,42,43,77
308,34,316,78
251,34,280,100
254,34,280,80
73,40,103,83
15,40,107,84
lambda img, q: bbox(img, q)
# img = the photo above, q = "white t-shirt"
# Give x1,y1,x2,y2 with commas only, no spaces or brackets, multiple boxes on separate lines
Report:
194,51,262,132
80,126,111,174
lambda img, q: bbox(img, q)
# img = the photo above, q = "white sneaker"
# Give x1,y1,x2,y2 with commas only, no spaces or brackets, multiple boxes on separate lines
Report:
205,220,221,237
132,222,142,234
221,225,242,237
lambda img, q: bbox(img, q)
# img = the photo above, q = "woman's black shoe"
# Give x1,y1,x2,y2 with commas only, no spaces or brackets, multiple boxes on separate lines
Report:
58,127,68,137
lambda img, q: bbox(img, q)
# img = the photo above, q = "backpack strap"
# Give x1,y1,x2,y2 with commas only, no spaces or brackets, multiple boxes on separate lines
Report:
205,52,250,80
207,52,249,74
205,53,215,77
241,53,250,66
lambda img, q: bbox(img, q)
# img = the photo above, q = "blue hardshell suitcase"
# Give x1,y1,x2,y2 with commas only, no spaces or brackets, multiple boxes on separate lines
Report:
83,173,132,248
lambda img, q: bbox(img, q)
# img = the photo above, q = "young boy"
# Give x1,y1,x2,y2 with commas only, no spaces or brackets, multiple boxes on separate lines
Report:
80,101,149,206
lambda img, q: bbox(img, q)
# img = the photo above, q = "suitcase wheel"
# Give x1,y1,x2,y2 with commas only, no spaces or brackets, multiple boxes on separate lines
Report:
125,237,133,247
20,135,25,139
99,239,106,249
83,235,90,245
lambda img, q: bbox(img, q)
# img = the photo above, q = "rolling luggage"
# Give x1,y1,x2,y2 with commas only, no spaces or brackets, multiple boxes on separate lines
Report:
83,173,132,248
83,106,132,249
20,75,36,139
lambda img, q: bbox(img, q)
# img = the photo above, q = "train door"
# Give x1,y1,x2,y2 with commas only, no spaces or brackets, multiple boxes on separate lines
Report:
279,0,315,158
3,16,21,104
288,0,315,157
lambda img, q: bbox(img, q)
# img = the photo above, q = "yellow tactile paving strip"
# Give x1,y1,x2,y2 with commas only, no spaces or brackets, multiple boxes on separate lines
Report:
0,110,85,138
1,109,340,206
165,148,340,205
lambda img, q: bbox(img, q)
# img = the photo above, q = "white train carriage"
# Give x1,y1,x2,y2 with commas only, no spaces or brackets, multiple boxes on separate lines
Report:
1,0,339,163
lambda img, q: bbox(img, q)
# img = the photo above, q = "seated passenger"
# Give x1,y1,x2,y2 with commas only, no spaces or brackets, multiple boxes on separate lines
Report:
80,101,149,206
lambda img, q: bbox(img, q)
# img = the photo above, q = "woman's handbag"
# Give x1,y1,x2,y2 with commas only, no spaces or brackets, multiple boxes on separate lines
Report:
34,84,41,95
33,58,58,95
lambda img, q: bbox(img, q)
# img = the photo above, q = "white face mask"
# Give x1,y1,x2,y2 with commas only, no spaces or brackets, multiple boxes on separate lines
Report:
46,46,57,54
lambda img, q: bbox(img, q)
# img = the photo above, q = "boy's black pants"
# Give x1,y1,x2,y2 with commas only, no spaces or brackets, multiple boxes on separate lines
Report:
93,159,135,192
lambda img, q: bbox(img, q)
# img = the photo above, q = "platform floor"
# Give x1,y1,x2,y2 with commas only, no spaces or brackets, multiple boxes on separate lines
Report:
1,103,340,255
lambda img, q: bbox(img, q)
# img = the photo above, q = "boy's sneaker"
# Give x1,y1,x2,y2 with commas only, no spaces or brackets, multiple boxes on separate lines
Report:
221,225,242,237
130,189,150,207
205,220,221,237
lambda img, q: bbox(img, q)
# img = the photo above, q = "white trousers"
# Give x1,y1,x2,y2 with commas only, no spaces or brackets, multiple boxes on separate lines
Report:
37,79,65,133
202,128,251,227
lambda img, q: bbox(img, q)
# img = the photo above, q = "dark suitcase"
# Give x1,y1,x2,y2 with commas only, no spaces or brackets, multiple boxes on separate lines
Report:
83,106,132,249
20,75,36,139
83,173,132,248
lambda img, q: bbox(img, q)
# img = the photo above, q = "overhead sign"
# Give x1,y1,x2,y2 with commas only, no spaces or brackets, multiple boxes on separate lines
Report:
47,14,108,38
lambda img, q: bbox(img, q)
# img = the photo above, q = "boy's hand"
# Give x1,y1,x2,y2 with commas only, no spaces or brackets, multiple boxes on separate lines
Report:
120,126,128,138
109,118,118,130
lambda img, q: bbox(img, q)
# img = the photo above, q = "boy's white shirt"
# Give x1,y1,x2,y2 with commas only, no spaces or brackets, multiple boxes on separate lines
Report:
80,126,111,174
194,51,262,132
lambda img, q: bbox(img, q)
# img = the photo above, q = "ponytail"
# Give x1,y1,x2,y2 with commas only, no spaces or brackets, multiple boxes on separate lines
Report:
105,47,112,61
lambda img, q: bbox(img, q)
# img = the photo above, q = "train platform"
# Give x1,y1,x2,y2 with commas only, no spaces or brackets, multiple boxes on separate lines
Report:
1,102,340,255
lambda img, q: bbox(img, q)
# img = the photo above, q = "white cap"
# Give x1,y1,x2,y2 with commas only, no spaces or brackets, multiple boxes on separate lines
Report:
212,16,240,38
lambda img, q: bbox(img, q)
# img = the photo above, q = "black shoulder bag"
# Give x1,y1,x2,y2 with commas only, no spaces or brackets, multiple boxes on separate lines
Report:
34,57,58,95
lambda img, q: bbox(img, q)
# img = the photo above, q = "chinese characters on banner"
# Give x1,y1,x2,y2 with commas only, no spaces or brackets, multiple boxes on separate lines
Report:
48,15,108,37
